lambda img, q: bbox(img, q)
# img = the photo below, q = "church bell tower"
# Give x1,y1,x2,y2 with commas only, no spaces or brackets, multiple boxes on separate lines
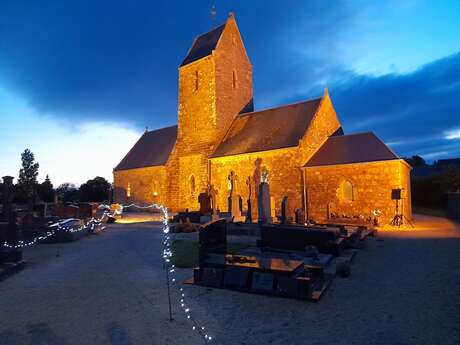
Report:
172,13,253,209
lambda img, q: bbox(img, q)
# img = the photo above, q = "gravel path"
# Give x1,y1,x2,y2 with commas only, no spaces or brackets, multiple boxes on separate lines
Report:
1,217,460,345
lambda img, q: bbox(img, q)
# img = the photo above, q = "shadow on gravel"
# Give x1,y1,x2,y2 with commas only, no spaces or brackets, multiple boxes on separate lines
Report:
106,321,134,345
26,323,66,345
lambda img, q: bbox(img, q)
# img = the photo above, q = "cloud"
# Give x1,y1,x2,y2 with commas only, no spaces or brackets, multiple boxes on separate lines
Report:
0,86,140,185
445,128,460,140
271,51,460,161
0,0,459,164
330,52,460,159
0,0,359,129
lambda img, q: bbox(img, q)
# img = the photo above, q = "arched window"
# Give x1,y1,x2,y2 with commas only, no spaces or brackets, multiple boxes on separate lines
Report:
190,175,196,195
127,183,131,198
232,70,237,89
194,70,199,91
341,180,353,202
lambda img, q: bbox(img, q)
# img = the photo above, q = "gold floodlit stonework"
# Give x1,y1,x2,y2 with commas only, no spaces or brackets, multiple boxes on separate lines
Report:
113,13,412,225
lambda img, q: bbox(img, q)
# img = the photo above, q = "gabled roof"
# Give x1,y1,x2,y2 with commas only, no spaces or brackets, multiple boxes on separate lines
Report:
114,125,177,171
304,132,399,167
180,23,226,67
211,98,323,158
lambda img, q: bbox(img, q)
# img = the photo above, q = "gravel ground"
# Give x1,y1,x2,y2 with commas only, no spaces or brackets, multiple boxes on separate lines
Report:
1,216,460,345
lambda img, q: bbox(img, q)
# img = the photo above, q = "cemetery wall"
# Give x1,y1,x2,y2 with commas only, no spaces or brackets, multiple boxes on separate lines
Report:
210,147,302,220
305,159,412,224
113,166,168,206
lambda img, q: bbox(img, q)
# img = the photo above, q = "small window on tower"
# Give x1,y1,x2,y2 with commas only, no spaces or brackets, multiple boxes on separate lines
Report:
190,175,196,195
194,70,199,91
232,70,237,89
127,183,131,198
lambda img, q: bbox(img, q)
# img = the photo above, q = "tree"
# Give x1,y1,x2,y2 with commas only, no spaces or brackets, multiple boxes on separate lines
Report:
405,155,426,168
16,149,40,205
38,175,55,203
79,177,110,202
56,183,79,202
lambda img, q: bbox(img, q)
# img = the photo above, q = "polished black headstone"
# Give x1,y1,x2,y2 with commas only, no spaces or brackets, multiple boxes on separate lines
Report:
277,276,299,298
297,276,313,300
224,266,249,290
251,272,274,293
200,267,224,288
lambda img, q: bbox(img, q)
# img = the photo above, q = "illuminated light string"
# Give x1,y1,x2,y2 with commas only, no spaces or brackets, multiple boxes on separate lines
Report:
2,202,214,342
125,203,214,343
2,211,111,249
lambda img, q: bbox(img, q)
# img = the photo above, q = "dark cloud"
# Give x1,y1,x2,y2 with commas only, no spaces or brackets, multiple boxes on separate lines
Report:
0,0,357,127
330,52,460,160
0,1,459,160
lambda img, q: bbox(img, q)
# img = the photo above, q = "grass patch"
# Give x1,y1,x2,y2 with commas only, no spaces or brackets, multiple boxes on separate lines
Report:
413,206,448,218
171,240,251,268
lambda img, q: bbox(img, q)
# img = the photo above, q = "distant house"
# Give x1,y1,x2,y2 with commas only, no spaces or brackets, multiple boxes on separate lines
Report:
113,13,411,224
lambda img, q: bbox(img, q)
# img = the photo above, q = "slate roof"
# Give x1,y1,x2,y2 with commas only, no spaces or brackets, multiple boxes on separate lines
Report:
304,132,399,167
211,98,323,158
114,125,177,171
180,23,226,67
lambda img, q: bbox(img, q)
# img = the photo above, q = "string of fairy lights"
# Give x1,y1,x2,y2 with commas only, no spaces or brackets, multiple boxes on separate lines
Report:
2,203,214,342
2,211,110,249
125,203,214,343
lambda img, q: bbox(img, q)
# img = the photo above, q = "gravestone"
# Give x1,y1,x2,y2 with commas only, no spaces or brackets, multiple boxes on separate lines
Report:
208,185,219,220
199,219,227,267
245,177,253,223
258,182,271,224
281,196,288,224
198,192,212,215
277,276,299,298
227,171,242,220
1,176,13,222
200,267,224,287
223,266,250,290
295,208,303,224
1,176,22,263
251,272,274,293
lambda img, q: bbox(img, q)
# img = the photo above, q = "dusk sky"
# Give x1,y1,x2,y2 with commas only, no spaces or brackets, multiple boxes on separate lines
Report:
1,0,459,186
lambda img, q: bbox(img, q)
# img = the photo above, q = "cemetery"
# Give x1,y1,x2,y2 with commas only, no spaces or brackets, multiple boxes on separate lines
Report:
0,175,107,279
168,170,378,301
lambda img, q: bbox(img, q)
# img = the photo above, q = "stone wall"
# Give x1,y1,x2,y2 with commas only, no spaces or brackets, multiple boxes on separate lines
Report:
304,160,412,225
209,147,303,220
298,90,342,166
167,13,254,211
215,13,253,142
113,166,167,206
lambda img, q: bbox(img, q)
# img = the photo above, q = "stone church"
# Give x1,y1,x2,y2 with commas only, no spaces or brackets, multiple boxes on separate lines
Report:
114,13,412,225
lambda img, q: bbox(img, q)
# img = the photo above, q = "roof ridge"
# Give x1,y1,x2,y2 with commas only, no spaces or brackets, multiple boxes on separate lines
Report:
196,22,226,39
239,97,323,118
146,124,178,134
327,131,373,138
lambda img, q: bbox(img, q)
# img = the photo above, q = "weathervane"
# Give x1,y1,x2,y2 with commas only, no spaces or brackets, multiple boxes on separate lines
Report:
210,5,217,22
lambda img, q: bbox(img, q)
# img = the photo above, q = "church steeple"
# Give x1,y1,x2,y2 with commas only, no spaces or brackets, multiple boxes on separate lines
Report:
177,13,253,150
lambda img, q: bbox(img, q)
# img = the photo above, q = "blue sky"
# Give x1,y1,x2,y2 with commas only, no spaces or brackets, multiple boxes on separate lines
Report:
0,0,459,185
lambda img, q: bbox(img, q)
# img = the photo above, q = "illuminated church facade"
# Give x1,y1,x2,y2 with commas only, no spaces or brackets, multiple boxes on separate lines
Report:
114,13,412,224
